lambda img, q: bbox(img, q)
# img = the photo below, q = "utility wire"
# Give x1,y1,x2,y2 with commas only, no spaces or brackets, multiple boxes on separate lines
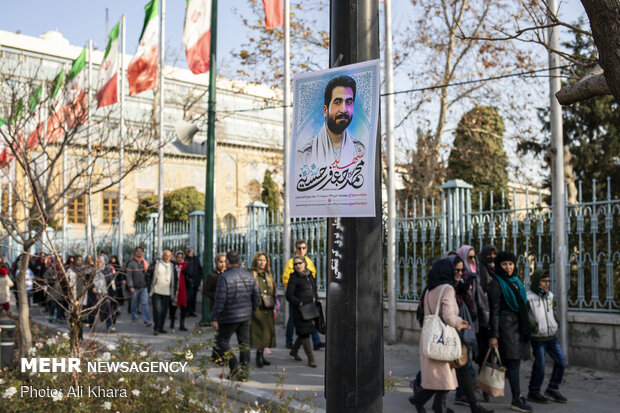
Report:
217,65,570,114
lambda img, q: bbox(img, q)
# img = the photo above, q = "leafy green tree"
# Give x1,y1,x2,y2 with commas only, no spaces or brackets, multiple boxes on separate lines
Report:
446,105,508,209
134,186,204,223
261,169,279,219
518,29,620,200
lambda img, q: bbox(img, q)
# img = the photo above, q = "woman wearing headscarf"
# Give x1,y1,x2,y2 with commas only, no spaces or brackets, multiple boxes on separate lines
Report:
452,255,494,413
249,252,276,368
109,255,126,307
488,251,532,412
410,258,470,413
286,256,319,368
477,245,497,294
204,252,226,312
457,246,490,363
169,250,190,332
476,244,496,368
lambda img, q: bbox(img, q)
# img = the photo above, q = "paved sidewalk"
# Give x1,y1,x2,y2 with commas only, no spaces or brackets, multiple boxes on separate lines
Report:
29,300,620,413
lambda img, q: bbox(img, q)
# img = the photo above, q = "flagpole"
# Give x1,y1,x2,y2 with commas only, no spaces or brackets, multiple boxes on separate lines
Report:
118,15,126,265
282,0,291,268
157,0,166,259
199,0,218,326
86,40,93,258
384,0,397,344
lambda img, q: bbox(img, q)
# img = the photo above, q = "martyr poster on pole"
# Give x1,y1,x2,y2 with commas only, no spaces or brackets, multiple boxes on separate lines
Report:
289,60,380,218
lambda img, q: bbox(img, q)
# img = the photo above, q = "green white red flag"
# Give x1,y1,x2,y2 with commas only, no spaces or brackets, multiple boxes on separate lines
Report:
262,0,283,29
183,0,211,74
45,68,66,143
62,45,87,132
128,0,159,96
97,21,120,107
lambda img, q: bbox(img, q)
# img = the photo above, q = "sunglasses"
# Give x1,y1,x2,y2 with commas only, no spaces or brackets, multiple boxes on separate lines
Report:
467,255,475,260
455,269,464,273
294,262,304,266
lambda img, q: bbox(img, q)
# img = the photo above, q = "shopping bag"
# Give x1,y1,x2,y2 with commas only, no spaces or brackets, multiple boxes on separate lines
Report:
476,347,506,398
421,285,462,361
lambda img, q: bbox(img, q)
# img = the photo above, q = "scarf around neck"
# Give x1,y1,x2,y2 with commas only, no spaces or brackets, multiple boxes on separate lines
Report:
493,267,527,312
311,123,358,168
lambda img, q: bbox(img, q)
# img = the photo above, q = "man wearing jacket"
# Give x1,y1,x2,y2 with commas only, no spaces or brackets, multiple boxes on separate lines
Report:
526,269,567,404
126,247,152,327
211,251,260,381
147,250,179,335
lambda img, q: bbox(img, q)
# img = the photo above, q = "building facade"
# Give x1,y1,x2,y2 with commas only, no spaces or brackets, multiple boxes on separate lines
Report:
0,29,284,242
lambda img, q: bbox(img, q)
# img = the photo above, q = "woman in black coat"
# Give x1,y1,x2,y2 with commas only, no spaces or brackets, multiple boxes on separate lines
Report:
488,251,532,412
285,256,318,368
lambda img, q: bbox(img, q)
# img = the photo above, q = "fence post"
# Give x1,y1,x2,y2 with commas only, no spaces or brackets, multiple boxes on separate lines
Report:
246,201,268,265
189,210,205,258
146,212,158,262
440,179,473,252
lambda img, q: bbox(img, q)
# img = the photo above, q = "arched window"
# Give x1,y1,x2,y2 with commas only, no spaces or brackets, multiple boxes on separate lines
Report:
223,213,237,230
248,179,261,202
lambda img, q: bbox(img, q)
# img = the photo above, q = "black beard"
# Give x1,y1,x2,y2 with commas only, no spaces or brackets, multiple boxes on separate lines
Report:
327,114,352,135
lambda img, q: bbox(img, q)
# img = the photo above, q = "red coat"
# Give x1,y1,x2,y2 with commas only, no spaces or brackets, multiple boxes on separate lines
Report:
174,261,188,307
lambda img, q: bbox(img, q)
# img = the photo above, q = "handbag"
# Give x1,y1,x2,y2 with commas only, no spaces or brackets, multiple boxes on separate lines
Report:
315,301,326,334
449,344,469,369
300,301,320,320
421,284,462,361
261,294,275,309
476,347,506,398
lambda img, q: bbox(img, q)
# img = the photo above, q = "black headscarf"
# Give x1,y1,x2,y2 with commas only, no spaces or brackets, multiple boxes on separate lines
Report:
427,257,457,290
480,244,497,267
417,257,458,327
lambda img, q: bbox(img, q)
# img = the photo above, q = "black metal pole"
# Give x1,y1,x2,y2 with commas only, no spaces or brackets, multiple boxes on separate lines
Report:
325,1,383,412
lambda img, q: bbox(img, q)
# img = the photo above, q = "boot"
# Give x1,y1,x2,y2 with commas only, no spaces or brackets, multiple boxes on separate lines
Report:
301,337,317,368
471,402,494,413
256,350,264,368
261,350,271,366
289,337,302,361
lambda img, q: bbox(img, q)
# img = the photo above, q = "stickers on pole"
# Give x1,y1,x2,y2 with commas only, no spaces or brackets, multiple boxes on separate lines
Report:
289,60,380,218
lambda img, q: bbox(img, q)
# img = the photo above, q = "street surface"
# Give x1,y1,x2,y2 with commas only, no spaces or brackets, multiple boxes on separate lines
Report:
29,299,620,413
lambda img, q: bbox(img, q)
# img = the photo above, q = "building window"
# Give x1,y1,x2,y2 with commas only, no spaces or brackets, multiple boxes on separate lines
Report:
248,179,261,202
102,194,118,225
67,195,86,224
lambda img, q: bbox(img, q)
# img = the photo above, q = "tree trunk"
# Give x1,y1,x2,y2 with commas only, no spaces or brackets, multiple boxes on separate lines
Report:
579,0,620,101
16,250,33,357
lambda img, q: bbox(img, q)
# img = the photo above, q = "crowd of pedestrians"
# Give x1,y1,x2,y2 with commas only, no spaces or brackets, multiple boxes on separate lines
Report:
2,239,565,406
0,245,204,337
0,239,327,384
410,245,568,413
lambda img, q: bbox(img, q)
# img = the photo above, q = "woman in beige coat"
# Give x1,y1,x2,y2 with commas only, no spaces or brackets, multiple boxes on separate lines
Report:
411,257,470,413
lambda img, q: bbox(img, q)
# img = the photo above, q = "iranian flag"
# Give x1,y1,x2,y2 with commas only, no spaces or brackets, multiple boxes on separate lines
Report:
63,45,87,132
25,85,44,149
183,0,211,74
128,0,159,96
262,0,283,29
46,68,66,143
97,21,120,108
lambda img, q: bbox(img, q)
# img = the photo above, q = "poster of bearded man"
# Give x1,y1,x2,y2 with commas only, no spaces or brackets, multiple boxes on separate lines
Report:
290,60,380,218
